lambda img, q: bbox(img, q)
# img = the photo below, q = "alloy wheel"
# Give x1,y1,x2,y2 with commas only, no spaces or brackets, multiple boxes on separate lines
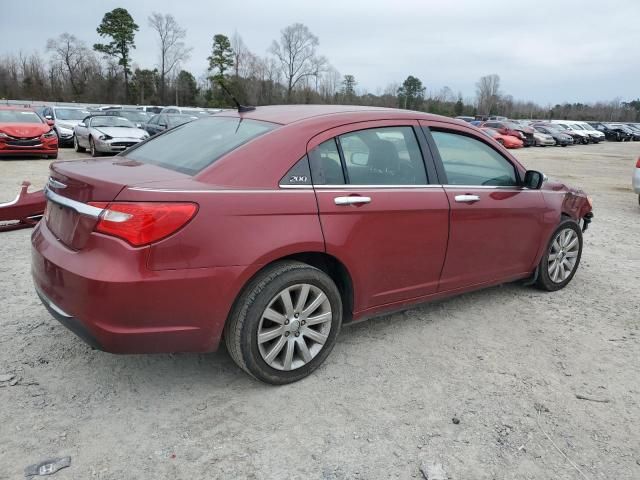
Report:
257,283,332,371
547,228,580,283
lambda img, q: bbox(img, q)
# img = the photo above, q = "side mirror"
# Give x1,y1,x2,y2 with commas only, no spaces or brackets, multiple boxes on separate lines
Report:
524,170,544,189
159,123,167,128
45,115,53,120
46,119,55,127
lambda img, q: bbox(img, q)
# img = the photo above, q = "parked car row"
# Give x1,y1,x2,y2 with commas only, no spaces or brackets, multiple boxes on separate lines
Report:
456,115,640,146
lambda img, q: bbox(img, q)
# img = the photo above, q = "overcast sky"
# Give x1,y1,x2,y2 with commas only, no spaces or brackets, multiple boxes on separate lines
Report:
2,0,639,105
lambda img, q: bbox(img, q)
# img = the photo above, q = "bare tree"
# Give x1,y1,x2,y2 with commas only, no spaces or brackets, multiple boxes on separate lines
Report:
148,12,192,103
476,74,501,114
46,33,93,97
230,31,250,78
270,23,324,101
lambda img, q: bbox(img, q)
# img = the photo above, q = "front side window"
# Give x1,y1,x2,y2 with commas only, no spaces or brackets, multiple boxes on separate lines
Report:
126,116,277,175
338,127,427,185
431,131,518,187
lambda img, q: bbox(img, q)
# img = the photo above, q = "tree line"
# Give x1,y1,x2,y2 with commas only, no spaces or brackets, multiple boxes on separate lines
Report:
1,7,639,122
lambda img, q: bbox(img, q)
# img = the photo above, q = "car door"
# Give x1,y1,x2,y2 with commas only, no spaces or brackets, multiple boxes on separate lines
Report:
75,118,90,147
420,121,547,291
309,120,450,314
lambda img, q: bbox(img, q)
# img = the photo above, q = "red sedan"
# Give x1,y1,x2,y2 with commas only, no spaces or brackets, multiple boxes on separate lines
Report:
0,106,58,159
480,127,524,148
32,106,593,384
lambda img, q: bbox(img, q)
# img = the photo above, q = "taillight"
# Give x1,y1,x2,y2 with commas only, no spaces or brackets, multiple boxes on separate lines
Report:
88,202,198,246
636,157,640,168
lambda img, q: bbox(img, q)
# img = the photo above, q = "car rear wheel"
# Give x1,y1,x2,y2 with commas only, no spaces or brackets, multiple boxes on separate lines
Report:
74,135,85,153
89,137,99,157
536,219,583,291
225,261,342,384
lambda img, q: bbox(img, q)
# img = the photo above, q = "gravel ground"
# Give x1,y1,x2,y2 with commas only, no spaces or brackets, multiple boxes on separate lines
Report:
0,143,638,479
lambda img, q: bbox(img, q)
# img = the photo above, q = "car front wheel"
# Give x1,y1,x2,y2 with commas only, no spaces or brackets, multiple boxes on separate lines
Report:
225,261,342,384
89,137,99,157
536,219,583,291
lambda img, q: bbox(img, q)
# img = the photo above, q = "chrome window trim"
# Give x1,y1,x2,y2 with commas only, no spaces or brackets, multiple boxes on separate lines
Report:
44,187,104,218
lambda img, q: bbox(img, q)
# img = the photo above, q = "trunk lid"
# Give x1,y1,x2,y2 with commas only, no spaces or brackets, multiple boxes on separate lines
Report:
45,158,190,249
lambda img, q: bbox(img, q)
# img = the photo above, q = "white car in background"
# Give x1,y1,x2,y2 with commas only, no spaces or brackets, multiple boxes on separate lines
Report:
551,121,592,144
572,121,605,142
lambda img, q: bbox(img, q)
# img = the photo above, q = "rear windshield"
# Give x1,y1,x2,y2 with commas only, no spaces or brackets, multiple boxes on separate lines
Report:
125,116,277,175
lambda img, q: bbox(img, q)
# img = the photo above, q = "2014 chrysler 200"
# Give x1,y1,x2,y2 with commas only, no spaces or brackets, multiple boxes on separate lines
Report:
32,106,594,384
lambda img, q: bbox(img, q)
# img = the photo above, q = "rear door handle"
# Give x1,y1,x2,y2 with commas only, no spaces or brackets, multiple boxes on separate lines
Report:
454,194,480,203
334,196,371,206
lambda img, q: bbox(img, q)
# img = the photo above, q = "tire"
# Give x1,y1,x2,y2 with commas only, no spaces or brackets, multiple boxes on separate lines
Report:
89,137,99,157
74,135,85,153
225,261,343,384
536,219,583,292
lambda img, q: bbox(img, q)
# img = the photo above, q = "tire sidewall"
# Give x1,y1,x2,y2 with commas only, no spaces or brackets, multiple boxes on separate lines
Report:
538,219,583,291
238,266,342,384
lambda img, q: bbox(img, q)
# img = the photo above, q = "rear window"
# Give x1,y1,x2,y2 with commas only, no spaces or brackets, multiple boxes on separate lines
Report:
125,117,277,175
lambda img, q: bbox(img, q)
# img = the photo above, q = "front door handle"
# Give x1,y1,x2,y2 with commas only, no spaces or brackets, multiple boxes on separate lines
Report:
334,196,371,206
454,194,480,203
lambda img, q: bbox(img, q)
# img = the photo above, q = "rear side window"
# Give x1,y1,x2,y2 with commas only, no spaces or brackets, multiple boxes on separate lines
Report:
126,117,276,175
309,139,345,185
431,131,518,186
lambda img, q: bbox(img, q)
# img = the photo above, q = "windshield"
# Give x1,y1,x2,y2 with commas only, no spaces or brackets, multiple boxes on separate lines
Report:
503,122,521,130
126,117,277,175
0,110,44,124
482,128,498,137
55,108,90,120
90,116,135,128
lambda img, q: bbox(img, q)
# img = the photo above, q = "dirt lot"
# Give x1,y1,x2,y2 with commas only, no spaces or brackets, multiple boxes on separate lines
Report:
1,143,638,479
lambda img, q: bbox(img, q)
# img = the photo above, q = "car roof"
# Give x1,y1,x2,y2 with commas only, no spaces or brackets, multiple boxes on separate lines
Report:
213,104,463,126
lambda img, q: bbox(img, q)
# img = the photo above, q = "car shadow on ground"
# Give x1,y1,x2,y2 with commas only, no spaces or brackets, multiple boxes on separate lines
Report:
37,282,534,393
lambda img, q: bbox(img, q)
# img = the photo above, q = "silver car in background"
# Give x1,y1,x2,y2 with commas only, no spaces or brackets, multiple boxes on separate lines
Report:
39,106,90,146
73,115,149,157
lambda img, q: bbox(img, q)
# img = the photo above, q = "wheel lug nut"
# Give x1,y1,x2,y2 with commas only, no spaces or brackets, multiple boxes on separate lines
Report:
294,313,299,318
295,332,300,337
284,319,289,325
285,332,290,337
301,320,306,325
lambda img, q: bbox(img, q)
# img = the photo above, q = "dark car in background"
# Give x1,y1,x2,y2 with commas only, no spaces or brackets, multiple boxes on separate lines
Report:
533,125,573,146
480,120,535,146
589,122,633,141
142,113,198,136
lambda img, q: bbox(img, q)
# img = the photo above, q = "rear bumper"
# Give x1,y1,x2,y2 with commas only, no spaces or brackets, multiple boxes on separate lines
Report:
31,220,251,354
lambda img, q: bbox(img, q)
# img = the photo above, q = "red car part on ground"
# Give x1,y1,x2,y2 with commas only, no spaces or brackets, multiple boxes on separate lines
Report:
0,106,58,158
0,181,45,232
31,105,593,383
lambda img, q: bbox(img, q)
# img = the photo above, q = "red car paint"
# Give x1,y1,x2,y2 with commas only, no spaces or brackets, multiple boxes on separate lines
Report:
31,106,592,354
0,106,58,157
480,127,523,149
